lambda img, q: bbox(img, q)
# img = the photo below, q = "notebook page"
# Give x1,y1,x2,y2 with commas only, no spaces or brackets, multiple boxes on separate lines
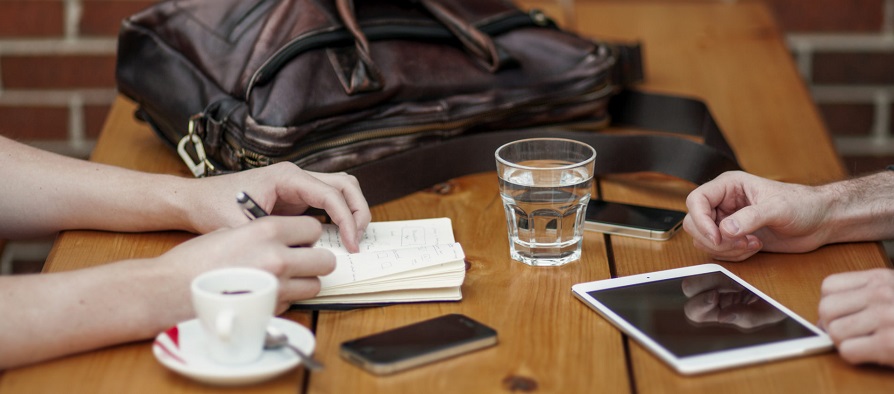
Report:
315,218,455,255
319,242,464,288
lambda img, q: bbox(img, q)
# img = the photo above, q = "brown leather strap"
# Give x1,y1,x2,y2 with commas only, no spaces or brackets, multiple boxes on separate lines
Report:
417,0,513,71
346,90,741,206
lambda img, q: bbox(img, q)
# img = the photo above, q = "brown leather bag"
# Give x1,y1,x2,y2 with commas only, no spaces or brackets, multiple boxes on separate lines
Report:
116,0,740,205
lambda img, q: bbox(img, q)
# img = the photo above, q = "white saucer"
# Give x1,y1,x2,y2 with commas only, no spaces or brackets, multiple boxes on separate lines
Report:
152,317,316,386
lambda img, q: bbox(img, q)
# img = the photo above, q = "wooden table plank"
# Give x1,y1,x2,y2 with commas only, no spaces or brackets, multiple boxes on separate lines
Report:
308,174,628,393
573,2,894,393
3,1,893,393
574,1,845,184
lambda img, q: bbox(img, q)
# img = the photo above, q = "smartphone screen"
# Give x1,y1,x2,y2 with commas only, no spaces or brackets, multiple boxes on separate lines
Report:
340,314,498,375
584,200,687,240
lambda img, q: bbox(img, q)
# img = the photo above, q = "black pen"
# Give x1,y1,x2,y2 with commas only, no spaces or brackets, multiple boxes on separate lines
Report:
236,191,269,220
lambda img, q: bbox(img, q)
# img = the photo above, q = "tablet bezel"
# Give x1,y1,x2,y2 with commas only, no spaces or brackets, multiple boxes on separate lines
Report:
571,264,834,375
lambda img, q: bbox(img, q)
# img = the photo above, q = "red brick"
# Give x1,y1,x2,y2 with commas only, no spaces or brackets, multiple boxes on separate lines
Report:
0,1,64,37
85,104,111,138
0,55,117,89
761,0,884,33
0,106,69,140
812,52,894,85
817,104,874,137
81,1,159,37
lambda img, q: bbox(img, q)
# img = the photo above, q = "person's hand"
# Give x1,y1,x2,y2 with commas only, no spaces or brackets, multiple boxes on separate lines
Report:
681,273,786,329
683,171,832,261
156,215,336,313
181,162,370,252
818,269,894,367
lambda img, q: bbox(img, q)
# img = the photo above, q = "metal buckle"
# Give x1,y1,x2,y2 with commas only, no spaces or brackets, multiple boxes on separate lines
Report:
177,115,216,177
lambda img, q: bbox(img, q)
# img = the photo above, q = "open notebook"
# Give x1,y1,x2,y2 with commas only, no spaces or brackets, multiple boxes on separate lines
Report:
292,218,465,306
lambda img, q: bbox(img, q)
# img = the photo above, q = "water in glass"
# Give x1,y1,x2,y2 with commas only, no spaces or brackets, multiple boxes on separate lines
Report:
499,160,592,266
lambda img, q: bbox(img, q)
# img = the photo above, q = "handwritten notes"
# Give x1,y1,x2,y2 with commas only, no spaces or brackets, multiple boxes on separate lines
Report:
296,218,465,305
315,217,455,255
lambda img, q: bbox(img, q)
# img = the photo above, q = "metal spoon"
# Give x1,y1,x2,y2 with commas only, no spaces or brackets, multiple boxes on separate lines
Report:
264,325,324,371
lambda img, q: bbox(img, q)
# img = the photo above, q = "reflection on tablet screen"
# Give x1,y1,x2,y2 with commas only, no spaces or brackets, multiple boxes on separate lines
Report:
586,271,818,357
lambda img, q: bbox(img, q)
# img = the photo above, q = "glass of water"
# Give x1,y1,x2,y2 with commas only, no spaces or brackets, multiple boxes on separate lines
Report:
495,138,596,266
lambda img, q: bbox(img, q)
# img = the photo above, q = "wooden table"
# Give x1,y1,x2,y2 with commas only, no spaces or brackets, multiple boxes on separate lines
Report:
3,1,893,393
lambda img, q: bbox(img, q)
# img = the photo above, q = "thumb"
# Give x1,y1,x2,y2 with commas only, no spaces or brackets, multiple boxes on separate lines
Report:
719,205,767,238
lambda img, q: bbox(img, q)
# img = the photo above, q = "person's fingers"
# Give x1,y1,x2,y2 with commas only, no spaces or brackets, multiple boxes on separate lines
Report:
821,269,894,329
276,172,363,252
718,204,775,239
818,289,870,326
276,247,337,278
821,269,881,295
825,307,884,345
684,197,722,246
305,171,370,251
837,329,894,367
277,277,324,305
308,172,371,227
689,237,759,262
244,216,323,247
683,214,722,249
315,188,361,252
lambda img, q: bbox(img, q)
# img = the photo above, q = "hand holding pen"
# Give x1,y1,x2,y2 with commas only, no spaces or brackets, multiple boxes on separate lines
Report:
236,186,367,253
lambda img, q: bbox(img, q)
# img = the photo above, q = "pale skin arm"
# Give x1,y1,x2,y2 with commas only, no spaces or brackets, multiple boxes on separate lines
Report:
0,135,371,250
0,135,373,369
683,170,894,261
0,216,335,369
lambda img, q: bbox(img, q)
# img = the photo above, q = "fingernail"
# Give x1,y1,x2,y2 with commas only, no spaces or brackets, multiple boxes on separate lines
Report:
707,232,719,246
747,239,761,250
722,219,740,236
706,291,717,304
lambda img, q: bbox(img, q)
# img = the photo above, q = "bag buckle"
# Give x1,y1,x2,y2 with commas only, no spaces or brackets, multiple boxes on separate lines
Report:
177,114,216,177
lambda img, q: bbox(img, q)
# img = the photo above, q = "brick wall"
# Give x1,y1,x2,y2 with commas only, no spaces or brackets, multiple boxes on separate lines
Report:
771,0,894,175
0,0,154,158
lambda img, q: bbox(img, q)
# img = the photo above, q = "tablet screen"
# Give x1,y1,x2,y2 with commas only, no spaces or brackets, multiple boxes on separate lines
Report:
585,271,818,357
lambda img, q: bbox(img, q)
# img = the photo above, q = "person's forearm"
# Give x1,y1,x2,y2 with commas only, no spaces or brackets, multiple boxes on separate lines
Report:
0,259,192,369
820,170,894,244
0,136,197,238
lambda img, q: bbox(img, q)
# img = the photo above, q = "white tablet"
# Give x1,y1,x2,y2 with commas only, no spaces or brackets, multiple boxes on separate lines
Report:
571,264,833,375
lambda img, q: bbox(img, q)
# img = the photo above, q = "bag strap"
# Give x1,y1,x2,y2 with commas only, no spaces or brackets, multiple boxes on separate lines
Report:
346,90,741,206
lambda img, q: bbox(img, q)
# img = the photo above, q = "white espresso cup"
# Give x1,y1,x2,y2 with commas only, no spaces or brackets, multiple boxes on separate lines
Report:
191,267,278,365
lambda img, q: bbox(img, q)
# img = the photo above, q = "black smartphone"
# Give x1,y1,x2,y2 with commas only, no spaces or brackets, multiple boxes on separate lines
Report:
340,314,498,375
584,200,687,241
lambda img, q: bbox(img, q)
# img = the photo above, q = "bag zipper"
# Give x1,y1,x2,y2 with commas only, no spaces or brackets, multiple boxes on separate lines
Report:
229,81,614,167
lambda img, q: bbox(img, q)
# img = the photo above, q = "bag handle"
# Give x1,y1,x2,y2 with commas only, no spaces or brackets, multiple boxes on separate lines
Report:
332,0,383,94
330,0,515,94
416,0,516,71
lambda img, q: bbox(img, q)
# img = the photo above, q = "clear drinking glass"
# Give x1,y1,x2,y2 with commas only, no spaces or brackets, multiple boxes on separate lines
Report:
495,138,596,266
